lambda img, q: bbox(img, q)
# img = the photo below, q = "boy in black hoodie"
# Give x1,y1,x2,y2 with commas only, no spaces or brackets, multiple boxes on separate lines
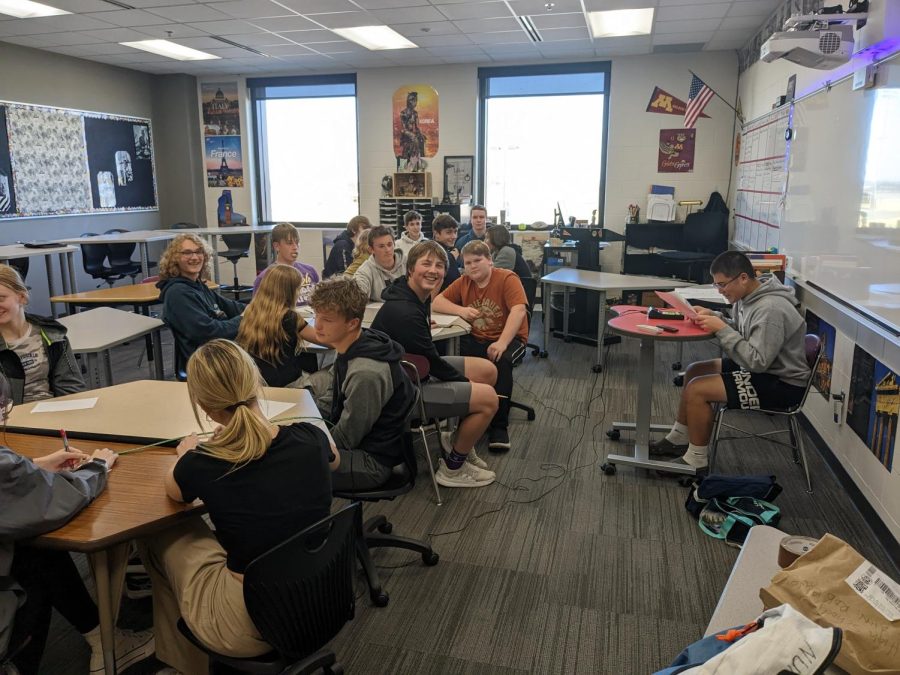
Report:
372,241,498,488
431,214,461,292
323,215,371,278
309,277,416,490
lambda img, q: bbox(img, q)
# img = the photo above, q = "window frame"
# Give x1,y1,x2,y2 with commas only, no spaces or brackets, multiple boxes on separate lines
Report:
248,73,359,226
477,62,611,226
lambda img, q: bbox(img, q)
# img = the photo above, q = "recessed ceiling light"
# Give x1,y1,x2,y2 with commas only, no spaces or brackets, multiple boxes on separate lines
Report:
588,8,655,38
332,25,417,51
120,39,220,61
0,0,69,19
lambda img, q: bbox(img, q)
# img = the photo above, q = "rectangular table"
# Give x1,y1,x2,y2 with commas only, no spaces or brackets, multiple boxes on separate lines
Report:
50,279,221,311
539,268,693,372
57,231,178,279
58,307,165,386
9,384,319,674
0,244,79,318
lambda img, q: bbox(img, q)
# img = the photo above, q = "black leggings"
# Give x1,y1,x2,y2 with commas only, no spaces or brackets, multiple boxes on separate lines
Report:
8,548,99,675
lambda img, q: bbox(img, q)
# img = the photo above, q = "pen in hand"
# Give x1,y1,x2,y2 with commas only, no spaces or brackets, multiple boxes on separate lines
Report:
60,428,69,452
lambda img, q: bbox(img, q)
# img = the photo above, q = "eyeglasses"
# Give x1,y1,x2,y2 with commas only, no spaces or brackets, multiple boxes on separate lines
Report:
179,249,204,258
712,274,742,290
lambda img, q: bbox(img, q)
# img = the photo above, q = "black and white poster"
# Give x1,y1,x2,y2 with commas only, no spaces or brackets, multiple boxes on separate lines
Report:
0,107,14,215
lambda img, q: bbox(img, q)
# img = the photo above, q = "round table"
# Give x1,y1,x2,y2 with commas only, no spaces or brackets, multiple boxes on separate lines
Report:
601,305,713,477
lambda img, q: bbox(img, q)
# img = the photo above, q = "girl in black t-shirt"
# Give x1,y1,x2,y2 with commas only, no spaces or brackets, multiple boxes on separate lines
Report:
237,264,324,387
138,339,338,674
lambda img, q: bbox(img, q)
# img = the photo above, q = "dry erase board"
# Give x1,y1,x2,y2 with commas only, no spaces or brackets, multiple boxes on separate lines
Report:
0,99,157,219
780,52,900,334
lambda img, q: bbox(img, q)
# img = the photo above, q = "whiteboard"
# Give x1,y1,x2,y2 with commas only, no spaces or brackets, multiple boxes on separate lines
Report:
734,107,790,251
781,54,900,335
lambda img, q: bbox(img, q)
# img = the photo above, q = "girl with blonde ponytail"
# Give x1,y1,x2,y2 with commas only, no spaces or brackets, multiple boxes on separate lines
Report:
139,339,338,674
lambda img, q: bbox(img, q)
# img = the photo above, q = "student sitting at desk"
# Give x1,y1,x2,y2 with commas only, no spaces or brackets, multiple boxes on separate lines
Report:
394,209,428,258
485,225,532,279
651,251,810,472
431,214,460,291
237,265,322,387
0,375,153,674
371,240,498,488
323,215,371,278
433,241,528,452
139,339,336,674
157,234,245,364
309,277,415,491
251,222,319,305
454,204,488,251
0,266,84,404
352,225,406,302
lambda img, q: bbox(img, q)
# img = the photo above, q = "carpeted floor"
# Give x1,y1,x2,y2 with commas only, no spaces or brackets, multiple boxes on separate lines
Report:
34,312,898,674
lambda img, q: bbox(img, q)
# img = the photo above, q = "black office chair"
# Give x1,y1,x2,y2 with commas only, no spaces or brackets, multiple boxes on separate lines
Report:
218,227,253,300
332,419,439,608
6,258,30,290
508,276,538,422
657,211,728,284
177,502,360,674
170,222,198,229
79,233,127,288
103,228,147,283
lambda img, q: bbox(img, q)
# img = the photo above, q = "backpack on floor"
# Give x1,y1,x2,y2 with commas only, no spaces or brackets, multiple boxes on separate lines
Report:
684,474,781,520
697,496,782,545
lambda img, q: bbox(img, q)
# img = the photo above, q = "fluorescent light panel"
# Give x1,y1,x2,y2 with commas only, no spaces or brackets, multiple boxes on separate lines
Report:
120,39,220,61
332,25,417,51
588,8,655,38
0,0,69,18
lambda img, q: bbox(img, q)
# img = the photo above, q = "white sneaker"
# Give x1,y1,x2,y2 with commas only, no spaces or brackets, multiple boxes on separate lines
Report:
440,430,490,470
435,459,495,487
87,628,155,674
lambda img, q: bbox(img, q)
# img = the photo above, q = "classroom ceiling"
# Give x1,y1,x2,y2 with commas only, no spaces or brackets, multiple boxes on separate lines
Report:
0,0,779,76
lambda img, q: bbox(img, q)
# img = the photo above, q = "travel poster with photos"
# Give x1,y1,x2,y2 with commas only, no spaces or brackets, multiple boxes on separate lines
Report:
805,310,836,400
202,82,241,136
847,345,897,472
206,136,244,188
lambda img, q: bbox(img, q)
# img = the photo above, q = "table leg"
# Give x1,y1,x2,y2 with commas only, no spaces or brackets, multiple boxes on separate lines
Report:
68,251,78,294
152,328,164,379
139,243,150,278
85,353,103,389
211,234,221,284
542,281,551,354
89,543,130,675
594,290,607,373
103,350,114,387
45,254,58,319
58,252,71,296
562,286,570,339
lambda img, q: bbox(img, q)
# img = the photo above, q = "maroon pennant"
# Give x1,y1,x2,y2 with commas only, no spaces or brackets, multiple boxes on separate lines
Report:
646,86,710,119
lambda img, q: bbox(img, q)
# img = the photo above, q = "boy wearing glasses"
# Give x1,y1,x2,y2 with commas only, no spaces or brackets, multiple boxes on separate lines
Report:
651,250,810,472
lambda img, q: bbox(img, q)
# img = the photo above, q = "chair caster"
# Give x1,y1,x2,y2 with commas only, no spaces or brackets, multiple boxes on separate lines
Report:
592,364,603,373
606,429,620,440
600,462,616,475
327,665,344,675
377,522,393,534
372,591,389,607
422,551,440,566
538,350,548,358
527,409,536,421
672,361,682,371
673,374,684,387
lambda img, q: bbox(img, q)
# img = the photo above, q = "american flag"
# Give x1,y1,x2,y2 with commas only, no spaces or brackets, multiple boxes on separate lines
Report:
684,74,714,129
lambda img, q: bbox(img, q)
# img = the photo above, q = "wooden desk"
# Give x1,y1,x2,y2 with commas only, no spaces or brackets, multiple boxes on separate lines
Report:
0,244,79,318
7,380,320,445
12,432,203,675
601,305,713,476
539,269,693,372
58,307,165,386
51,280,220,311
57,231,177,278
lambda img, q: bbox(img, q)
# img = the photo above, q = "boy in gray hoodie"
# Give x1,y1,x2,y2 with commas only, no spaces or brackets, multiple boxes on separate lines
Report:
651,250,810,471
354,225,406,302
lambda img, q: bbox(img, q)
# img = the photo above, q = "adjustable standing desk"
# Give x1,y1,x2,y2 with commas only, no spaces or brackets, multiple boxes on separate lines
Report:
58,231,177,278
539,269,693,372
0,244,79,318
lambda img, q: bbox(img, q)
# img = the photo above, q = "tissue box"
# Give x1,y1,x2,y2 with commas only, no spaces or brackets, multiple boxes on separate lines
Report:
647,195,676,222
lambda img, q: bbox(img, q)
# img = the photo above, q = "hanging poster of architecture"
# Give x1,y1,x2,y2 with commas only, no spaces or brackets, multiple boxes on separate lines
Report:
202,83,241,136
847,345,897,472
805,310,836,400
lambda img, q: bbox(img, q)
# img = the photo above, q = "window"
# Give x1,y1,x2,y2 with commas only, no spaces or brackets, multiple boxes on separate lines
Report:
478,63,610,225
250,75,359,223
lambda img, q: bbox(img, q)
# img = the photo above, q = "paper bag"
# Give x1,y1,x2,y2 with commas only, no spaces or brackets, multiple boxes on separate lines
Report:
760,533,900,674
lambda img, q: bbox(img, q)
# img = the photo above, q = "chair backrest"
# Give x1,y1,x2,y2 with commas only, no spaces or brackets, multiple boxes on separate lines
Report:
517,275,538,338
220,224,251,252
791,334,823,412
401,356,430,428
103,228,138,266
6,258,29,280
682,211,728,253
242,502,359,660
170,222,198,229
79,233,111,276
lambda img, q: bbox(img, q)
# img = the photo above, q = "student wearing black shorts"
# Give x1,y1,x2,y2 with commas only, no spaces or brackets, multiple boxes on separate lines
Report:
649,251,810,472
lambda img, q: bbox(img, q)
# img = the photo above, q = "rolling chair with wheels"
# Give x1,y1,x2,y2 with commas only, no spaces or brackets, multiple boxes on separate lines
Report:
508,275,538,421
6,258,30,289
104,228,149,282
332,419,440,608
177,502,360,675
170,222,199,229
708,334,823,494
218,229,253,300
79,233,126,288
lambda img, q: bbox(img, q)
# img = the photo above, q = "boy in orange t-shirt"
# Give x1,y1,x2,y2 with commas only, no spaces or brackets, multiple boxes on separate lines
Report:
433,240,528,451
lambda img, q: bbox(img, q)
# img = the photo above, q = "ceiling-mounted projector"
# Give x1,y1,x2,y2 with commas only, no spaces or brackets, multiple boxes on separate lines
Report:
761,10,866,70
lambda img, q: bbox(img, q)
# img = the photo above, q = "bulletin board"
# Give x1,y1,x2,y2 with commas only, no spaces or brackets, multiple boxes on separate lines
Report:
0,99,158,219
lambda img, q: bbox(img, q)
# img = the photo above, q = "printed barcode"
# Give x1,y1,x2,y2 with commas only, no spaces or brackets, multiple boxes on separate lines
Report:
875,579,900,610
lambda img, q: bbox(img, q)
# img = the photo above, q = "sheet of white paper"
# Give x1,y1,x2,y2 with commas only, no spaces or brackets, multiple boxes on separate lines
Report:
31,398,99,413
260,400,295,420
655,290,699,319
431,313,458,327
675,287,731,304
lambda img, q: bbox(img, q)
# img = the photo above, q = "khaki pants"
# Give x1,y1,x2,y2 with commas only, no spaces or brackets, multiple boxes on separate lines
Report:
138,518,271,675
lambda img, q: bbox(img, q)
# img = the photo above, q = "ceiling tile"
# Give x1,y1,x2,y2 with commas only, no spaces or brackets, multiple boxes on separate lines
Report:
540,26,589,40
385,52,444,64
412,33,472,46
279,0,360,12
436,2,512,20
584,0,660,9
249,15,319,31
275,28,337,42
529,12,585,29
228,32,292,46
46,0,124,11
479,43,537,56
508,0,583,13
592,34,651,53
71,26,153,41
304,12,381,28
0,35,47,47
424,44,484,56
353,0,431,7
0,14,115,36
212,0,297,19
440,53,488,63
718,15,766,30
452,17,520,32
703,38,744,50
167,35,228,48
726,2,774,17
186,19,264,34
135,22,209,37
256,43,315,55
654,18,722,33
705,27,752,42
538,42,595,56
267,53,338,66
146,4,233,23
655,0,729,5
304,40,365,53
15,31,107,46
652,30,713,44
44,44,107,57
394,21,461,36
467,29,530,44
125,0,200,6
92,51,170,63
657,3,731,20
83,41,154,54
369,6,446,23
81,10,171,27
